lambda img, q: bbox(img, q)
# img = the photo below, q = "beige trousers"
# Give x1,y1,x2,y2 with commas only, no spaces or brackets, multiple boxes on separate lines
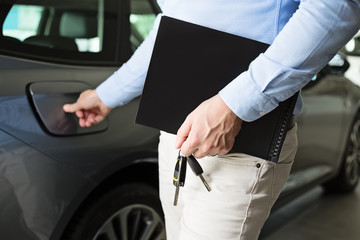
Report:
158,124,298,240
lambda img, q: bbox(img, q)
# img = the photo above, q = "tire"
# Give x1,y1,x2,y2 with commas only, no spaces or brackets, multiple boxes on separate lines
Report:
323,116,360,193
61,183,166,240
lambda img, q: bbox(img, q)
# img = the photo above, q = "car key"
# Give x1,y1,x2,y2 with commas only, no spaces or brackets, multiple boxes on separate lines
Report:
187,155,211,192
173,152,187,206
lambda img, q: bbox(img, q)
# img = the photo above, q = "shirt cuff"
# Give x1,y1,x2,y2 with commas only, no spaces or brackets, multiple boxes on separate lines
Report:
219,71,278,122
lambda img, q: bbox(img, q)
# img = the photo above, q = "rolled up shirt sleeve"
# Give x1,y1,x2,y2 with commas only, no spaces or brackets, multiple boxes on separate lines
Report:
96,14,163,108
219,0,360,122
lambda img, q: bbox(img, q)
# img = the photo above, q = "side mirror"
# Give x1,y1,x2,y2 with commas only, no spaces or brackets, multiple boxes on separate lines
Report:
325,53,350,75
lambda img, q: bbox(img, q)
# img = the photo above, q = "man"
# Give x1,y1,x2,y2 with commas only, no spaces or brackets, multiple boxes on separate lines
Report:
64,0,360,239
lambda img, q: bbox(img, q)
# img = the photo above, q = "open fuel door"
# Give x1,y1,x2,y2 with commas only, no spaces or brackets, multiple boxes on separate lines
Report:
27,81,108,136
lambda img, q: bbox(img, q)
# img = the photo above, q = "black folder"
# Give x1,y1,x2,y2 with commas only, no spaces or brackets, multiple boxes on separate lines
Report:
136,16,298,162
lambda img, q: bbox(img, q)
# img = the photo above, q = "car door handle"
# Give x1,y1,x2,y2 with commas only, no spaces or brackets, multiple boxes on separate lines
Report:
27,81,108,136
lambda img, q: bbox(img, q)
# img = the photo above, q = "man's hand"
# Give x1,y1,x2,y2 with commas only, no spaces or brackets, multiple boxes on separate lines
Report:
175,94,242,158
63,89,112,127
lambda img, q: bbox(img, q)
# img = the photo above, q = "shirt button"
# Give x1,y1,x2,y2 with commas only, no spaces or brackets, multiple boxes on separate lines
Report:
259,111,265,116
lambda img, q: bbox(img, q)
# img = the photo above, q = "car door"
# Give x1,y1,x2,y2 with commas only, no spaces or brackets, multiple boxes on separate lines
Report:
290,64,348,188
0,0,161,239
0,0,161,173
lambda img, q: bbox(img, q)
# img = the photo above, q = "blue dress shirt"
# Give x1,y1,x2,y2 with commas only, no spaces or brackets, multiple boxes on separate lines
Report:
97,0,360,122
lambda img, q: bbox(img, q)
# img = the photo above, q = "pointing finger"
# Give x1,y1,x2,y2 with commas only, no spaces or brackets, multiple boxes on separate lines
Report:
63,102,80,113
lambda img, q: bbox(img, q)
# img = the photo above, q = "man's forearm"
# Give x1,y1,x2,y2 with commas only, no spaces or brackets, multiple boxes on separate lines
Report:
96,14,163,108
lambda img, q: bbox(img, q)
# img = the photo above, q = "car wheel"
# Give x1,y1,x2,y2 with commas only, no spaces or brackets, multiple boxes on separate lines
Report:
324,117,360,193
61,183,166,240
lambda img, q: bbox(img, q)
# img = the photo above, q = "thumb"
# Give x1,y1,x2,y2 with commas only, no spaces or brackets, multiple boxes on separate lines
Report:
63,102,80,113
175,117,192,149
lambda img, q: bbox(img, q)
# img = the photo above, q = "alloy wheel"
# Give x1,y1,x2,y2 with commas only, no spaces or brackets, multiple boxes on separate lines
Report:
93,204,166,240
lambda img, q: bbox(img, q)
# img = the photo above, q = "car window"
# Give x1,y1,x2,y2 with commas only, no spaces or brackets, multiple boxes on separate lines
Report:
0,0,119,65
3,1,103,53
130,0,158,50
3,5,44,41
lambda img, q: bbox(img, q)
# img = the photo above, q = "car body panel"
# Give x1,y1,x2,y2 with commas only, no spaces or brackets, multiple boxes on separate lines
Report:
0,129,95,240
295,75,347,173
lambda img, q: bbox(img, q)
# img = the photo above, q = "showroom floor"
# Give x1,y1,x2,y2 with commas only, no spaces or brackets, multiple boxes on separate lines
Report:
259,184,360,240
